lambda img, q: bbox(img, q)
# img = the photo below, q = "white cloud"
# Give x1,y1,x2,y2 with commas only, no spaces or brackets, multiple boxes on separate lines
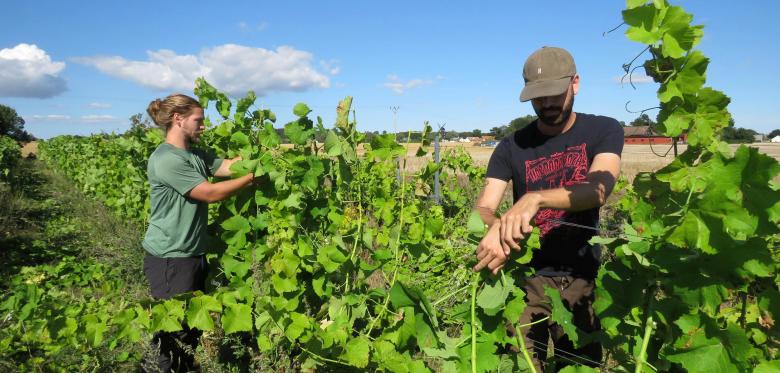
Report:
29,114,71,121
614,73,655,85
320,59,341,75
383,74,442,94
80,114,116,123
73,44,330,97
238,21,269,32
0,43,67,98
87,102,112,109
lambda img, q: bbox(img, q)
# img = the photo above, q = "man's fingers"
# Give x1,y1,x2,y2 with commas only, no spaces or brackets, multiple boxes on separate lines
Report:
511,220,525,246
487,256,506,273
491,263,505,275
502,220,522,251
522,216,533,234
476,245,490,261
473,252,494,271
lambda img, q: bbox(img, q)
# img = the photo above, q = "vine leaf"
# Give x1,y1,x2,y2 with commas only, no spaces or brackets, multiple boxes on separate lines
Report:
341,335,371,368
186,294,222,331
222,303,253,334
543,285,579,347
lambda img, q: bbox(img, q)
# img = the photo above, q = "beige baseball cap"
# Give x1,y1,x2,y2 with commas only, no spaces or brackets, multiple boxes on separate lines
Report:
519,46,576,102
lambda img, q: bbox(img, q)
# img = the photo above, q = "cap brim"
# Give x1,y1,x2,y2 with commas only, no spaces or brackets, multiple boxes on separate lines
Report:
519,76,571,102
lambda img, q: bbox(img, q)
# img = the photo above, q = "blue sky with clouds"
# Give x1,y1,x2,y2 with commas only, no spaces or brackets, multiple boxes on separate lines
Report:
2,0,779,139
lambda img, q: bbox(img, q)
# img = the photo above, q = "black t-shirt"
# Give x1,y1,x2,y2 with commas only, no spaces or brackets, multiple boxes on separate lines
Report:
486,113,624,279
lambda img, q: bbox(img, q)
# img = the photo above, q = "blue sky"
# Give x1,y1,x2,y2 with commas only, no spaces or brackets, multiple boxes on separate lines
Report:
2,0,779,139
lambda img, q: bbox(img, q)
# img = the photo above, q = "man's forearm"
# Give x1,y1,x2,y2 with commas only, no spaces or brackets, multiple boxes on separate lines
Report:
476,205,500,227
532,178,612,211
209,174,253,202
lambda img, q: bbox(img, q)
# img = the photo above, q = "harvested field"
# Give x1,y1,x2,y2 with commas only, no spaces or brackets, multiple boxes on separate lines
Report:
400,142,780,181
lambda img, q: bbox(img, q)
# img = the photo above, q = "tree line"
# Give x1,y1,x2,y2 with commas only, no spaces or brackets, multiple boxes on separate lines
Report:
3,104,778,144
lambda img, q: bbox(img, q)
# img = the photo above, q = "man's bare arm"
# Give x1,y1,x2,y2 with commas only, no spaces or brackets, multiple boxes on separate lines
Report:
213,157,241,178
498,152,621,252
188,174,253,203
528,152,620,211
473,177,511,274
474,177,509,226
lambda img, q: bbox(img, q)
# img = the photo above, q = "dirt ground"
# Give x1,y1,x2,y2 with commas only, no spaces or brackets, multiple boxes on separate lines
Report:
21,141,38,158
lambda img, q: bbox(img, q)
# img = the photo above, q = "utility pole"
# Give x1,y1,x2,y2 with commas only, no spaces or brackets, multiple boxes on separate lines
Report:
433,122,446,204
390,106,401,183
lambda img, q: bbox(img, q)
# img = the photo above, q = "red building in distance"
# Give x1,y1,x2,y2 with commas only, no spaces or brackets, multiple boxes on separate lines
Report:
623,126,687,144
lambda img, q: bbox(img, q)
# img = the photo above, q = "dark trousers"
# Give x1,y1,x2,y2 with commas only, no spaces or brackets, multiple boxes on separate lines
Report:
511,275,602,371
142,252,207,373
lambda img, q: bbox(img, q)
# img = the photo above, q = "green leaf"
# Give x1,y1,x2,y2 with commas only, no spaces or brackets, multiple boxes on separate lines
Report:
301,159,324,190
543,286,579,346
194,78,217,108
221,215,250,232
216,93,232,119
476,275,514,316
666,343,738,373
284,312,311,341
467,210,487,236
559,366,600,373
373,340,415,372
755,360,780,373
83,314,108,347
150,299,185,332
660,7,703,58
341,336,370,368
282,191,303,209
229,158,260,177
293,102,312,117
284,120,315,145
623,5,660,44
324,130,343,156
389,282,439,328
234,91,256,122
626,0,648,8
222,303,253,334
271,274,298,293
259,123,280,148
230,132,250,149
317,243,347,273
369,134,405,160
503,292,526,322
667,210,713,253
186,295,222,331
456,334,500,373
114,308,143,342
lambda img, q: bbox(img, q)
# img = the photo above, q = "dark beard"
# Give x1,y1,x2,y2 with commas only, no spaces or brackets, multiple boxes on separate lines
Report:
535,97,574,127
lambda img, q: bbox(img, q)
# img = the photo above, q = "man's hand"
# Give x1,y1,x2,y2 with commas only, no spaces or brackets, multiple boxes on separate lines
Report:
474,222,508,275
499,192,541,255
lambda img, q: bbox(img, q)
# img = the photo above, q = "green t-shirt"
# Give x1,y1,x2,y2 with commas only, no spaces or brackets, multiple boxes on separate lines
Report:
142,143,223,257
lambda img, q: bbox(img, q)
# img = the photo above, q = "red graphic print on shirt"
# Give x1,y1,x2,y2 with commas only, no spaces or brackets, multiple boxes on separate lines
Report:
524,143,589,236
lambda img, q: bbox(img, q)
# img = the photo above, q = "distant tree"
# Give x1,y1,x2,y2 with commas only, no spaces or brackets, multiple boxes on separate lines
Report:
619,120,626,127
508,115,535,132
489,126,504,137
0,104,35,141
129,113,153,130
472,129,482,137
768,129,780,139
721,126,757,143
629,113,655,127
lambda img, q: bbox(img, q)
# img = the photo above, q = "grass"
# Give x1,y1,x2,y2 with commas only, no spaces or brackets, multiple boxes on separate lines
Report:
0,159,148,295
